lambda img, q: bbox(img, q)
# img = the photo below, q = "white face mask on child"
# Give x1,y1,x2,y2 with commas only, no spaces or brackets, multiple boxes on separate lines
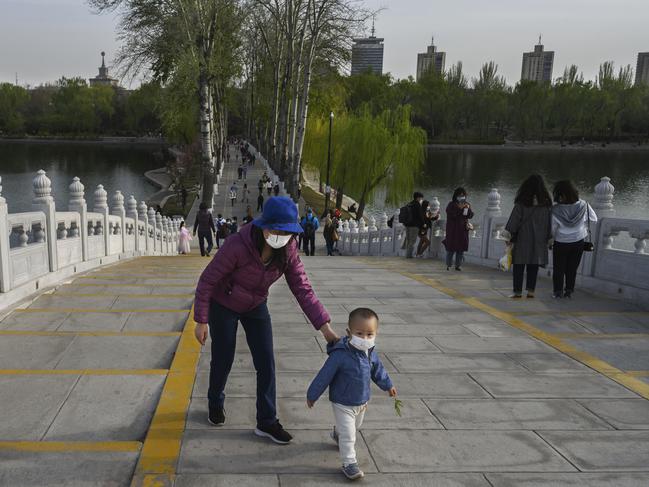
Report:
350,334,375,351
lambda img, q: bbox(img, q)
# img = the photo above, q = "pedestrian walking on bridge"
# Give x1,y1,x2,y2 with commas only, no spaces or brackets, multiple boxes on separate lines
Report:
193,197,339,445
193,202,216,257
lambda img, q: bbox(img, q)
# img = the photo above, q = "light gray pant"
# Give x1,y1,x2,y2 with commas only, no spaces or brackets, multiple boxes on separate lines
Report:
332,402,367,466
403,226,419,258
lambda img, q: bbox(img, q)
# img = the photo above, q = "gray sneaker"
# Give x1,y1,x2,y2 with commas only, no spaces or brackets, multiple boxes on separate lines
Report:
342,463,364,480
330,426,339,445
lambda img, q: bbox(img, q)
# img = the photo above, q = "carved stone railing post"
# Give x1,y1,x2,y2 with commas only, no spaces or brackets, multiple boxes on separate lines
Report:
111,190,126,253
32,170,57,271
138,201,149,253
593,176,615,218
155,212,164,254
482,188,502,258
126,195,139,252
69,177,88,262
430,196,441,215
0,176,10,292
94,184,110,256
148,207,157,253
392,210,400,255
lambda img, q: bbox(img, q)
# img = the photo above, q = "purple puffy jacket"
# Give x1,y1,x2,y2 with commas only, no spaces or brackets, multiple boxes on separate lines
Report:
193,223,330,328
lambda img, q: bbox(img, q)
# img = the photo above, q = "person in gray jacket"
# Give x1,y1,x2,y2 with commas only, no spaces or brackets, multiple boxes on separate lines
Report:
505,175,553,298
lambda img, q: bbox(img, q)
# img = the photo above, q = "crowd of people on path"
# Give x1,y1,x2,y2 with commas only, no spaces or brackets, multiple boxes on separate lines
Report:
397,175,597,299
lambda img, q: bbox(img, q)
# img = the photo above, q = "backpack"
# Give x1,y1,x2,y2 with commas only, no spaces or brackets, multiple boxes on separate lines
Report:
304,217,316,237
398,204,413,226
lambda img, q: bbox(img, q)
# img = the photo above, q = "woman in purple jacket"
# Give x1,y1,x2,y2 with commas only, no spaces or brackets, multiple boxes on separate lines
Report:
193,196,339,445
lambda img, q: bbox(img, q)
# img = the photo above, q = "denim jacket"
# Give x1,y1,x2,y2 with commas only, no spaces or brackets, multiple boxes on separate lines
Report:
307,336,393,407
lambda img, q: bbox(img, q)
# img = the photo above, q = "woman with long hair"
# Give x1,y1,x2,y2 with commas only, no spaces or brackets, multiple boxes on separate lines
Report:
551,180,598,298
193,197,339,444
177,221,192,255
505,174,553,298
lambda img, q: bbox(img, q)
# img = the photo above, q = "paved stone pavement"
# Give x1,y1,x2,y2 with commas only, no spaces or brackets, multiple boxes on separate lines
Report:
2,148,649,486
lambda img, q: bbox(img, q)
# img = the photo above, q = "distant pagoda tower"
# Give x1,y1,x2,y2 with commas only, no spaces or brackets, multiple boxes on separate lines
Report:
89,51,118,87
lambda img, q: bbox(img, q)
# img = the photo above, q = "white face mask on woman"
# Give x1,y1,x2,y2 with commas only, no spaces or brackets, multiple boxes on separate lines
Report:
349,334,375,352
265,233,292,249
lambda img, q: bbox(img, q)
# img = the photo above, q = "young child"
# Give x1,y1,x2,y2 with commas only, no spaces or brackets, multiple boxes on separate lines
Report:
307,308,397,480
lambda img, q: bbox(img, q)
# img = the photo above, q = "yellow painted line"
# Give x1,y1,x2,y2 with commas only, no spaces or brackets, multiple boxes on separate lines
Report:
133,304,201,479
363,259,649,401
0,369,168,376
15,308,190,314
627,371,649,377
0,441,142,452
555,333,649,339
0,330,180,337
516,311,649,317
51,293,193,298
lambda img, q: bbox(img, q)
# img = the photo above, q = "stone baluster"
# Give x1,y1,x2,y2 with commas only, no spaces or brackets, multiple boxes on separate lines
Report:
379,212,389,230
138,201,149,253
126,195,139,252
32,170,57,271
481,188,502,258
430,196,441,215
392,210,400,255
0,176,10,291
369,216,378,232
111,190,126,252
155,212,164,254
94,184,109,256
631,230,647,255
485,188,502,217
67,176,88,261
148,207,157,252
350,219,359,233
593,176,615,218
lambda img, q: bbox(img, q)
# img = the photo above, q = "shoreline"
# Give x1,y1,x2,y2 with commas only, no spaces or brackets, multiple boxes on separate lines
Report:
0,136,167,146
427,142,649,152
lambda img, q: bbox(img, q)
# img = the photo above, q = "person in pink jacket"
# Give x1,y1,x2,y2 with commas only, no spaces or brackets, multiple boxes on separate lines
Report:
194,196,339,444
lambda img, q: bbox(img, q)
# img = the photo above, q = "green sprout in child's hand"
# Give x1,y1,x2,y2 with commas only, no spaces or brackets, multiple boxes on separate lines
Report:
394,398,403,417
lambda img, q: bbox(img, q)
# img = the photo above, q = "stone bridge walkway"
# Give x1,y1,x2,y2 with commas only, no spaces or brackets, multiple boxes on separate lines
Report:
1,148,648,486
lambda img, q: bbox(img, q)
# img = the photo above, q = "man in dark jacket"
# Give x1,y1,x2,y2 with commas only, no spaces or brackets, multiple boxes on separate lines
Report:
402,191,425,258
193,202,216,257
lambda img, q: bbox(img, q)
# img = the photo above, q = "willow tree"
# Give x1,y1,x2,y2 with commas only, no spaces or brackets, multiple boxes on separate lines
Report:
304,105,425,220
89,0,242,206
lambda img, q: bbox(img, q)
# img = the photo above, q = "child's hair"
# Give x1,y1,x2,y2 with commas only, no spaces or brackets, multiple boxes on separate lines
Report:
348,307,379,329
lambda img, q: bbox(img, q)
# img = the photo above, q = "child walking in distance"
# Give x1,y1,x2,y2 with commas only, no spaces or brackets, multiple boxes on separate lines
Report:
307,308,397,480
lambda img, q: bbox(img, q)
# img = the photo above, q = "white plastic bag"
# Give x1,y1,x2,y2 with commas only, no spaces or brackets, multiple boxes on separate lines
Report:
498,245,512,272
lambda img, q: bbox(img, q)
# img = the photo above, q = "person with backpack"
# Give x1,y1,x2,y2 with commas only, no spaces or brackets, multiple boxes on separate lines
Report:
300,207,319,256
400,192,425,259
257,191,265,213
215,213,228,249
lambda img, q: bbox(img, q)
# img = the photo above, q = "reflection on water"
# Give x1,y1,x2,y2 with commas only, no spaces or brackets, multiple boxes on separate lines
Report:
0,142,163,213
371,148,649,220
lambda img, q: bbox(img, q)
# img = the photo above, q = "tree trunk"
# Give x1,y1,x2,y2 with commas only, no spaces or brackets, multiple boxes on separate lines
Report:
199,72,214,206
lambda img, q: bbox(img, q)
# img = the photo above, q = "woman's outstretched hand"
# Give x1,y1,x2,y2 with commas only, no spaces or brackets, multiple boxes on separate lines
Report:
195,323,209,345
319,322,339,343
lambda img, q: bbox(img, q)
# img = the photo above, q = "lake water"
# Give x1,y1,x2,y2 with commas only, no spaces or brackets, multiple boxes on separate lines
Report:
370,147,649,221
0,142,163,213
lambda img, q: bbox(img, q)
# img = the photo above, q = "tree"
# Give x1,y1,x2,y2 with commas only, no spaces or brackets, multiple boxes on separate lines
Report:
90,0,243,205
0,83,29,134
471,61,508,140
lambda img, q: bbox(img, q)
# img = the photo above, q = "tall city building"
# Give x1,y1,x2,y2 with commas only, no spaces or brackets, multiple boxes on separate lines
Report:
635,52,649,86
416,37,446,80
89,51,118,88
350,23,384,76
521,37,554,83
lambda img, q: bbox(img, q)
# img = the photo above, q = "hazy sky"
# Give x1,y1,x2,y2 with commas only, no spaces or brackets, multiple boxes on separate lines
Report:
1,0,647,87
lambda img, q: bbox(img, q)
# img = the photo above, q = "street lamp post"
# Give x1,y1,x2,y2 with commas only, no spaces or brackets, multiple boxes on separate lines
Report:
324,111,334,215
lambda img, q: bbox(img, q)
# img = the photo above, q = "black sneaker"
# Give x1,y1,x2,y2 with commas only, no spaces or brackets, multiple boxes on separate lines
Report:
254,421,293,445
208,406,225,426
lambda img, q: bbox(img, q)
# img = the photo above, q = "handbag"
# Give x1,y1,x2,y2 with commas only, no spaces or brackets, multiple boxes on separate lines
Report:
583,203,594,252
465,222,474,231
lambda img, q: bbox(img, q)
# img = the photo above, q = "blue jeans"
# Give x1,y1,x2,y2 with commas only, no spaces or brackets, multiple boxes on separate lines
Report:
446,251,464,268
208,301,277,427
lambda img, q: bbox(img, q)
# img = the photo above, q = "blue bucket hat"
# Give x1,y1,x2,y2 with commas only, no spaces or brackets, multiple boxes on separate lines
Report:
252,196,303,234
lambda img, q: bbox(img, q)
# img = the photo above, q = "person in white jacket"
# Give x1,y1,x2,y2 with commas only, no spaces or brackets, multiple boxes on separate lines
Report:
550,180,598,299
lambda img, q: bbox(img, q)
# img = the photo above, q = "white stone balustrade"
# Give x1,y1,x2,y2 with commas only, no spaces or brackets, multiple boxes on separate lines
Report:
0,169,181,305
336,176,649,304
